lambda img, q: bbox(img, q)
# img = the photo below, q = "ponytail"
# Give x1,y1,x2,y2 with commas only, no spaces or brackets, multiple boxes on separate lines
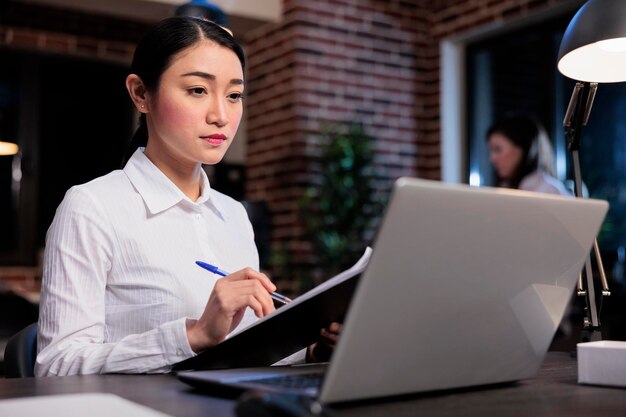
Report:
122,113,148,167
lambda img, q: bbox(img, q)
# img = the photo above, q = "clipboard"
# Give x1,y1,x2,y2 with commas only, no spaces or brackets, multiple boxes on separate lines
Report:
173,248,371,371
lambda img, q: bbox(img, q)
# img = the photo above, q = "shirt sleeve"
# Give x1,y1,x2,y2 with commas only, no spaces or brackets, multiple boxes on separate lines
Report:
35,187,196,376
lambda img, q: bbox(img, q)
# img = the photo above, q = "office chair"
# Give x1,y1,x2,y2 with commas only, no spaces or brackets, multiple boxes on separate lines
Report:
241,200,272,269
4,322,38,378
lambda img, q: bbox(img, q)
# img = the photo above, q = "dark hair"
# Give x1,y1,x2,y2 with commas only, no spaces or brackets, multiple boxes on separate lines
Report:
486,114,555,189
122,16,245,166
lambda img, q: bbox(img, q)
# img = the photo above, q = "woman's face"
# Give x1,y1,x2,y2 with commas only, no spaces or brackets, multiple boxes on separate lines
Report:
145,40,244,166
488,133,523,181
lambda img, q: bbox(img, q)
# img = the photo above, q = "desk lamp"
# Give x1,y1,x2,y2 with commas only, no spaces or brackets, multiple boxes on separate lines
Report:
557,0,626,341
0,141,19,156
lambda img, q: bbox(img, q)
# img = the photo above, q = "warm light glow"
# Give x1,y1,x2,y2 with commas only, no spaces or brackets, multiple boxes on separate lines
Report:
558,41,626,82
0,141,19,156
596,38,626,53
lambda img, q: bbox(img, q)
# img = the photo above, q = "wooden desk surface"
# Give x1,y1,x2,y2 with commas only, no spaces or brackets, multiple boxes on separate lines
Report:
0,352,625,417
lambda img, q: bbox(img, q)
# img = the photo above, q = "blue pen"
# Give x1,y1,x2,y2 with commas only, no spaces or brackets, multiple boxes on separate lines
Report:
195,261,292,305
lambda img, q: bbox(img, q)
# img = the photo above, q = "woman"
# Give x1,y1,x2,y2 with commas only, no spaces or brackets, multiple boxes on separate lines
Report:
36,17,336,376
487,114,570,195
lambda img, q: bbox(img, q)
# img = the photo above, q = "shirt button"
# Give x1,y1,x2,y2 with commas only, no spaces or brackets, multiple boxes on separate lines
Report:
176,348,184,356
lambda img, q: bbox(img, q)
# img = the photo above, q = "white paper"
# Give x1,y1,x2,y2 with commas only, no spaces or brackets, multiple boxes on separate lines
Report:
0,393,173,417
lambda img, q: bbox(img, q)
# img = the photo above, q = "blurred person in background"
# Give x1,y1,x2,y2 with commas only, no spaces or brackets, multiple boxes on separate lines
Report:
487,113,570,196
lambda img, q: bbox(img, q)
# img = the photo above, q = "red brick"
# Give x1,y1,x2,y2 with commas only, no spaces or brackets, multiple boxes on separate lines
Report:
43,33,74,53
75,37,100,56
8,29,41,48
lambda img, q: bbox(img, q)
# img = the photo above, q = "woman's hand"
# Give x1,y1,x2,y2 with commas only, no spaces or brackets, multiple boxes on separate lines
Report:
186,268,276,353
306,322,343,363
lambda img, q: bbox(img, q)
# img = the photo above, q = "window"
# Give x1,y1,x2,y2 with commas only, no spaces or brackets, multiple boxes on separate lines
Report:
0,50,133,265
464,11,626,341
465,14,571,189
465,13,626,254
0,67,20,256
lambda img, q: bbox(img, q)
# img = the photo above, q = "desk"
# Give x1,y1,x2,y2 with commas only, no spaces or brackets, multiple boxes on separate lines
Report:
0,353,625,417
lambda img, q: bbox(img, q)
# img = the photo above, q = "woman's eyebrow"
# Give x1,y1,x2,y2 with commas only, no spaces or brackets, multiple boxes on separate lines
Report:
181,71,243,85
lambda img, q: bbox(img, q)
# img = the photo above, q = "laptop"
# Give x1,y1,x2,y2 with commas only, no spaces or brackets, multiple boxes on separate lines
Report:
178,178,608,404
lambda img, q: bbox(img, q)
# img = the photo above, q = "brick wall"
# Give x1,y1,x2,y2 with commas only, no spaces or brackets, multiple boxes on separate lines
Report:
244,0,431,280
244,0,578,284
0,1,146,64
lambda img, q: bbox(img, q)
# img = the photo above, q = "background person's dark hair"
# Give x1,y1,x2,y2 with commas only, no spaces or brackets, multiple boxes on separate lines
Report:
486,113,555,189
122,16,246,166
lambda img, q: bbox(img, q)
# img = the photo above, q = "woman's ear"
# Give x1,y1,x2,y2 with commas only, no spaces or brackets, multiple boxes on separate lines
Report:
126,74,149,113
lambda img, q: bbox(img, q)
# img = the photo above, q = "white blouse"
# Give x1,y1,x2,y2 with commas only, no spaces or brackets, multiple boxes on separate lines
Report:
519,171,571,196
35,149,260,376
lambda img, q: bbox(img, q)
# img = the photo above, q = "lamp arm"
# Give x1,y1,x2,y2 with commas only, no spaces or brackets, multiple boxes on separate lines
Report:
563,82,597,153
562,82,608,332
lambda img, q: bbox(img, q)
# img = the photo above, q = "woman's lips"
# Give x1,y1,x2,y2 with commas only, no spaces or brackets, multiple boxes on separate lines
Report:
202,134,227,145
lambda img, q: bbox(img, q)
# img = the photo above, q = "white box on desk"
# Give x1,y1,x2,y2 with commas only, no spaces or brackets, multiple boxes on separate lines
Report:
578,340,626,388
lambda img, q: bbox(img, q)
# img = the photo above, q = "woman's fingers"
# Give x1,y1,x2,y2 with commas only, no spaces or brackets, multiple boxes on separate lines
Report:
328,322,342,334
217,278,275,317
189,269,279,352
224,267,277,293
320,322,342,344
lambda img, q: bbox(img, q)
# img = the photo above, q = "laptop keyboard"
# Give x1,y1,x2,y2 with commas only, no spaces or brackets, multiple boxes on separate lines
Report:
249,372,324,390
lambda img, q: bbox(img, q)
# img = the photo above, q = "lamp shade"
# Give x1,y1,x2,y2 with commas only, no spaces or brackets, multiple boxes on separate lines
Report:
0,141,19,156
558,0,626,82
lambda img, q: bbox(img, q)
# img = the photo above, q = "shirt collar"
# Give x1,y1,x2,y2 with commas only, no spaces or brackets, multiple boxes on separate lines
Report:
123,148,224,216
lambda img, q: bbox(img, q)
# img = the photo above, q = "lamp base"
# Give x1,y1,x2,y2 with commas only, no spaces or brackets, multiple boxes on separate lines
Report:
581,326,602,344
568,326,602,359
